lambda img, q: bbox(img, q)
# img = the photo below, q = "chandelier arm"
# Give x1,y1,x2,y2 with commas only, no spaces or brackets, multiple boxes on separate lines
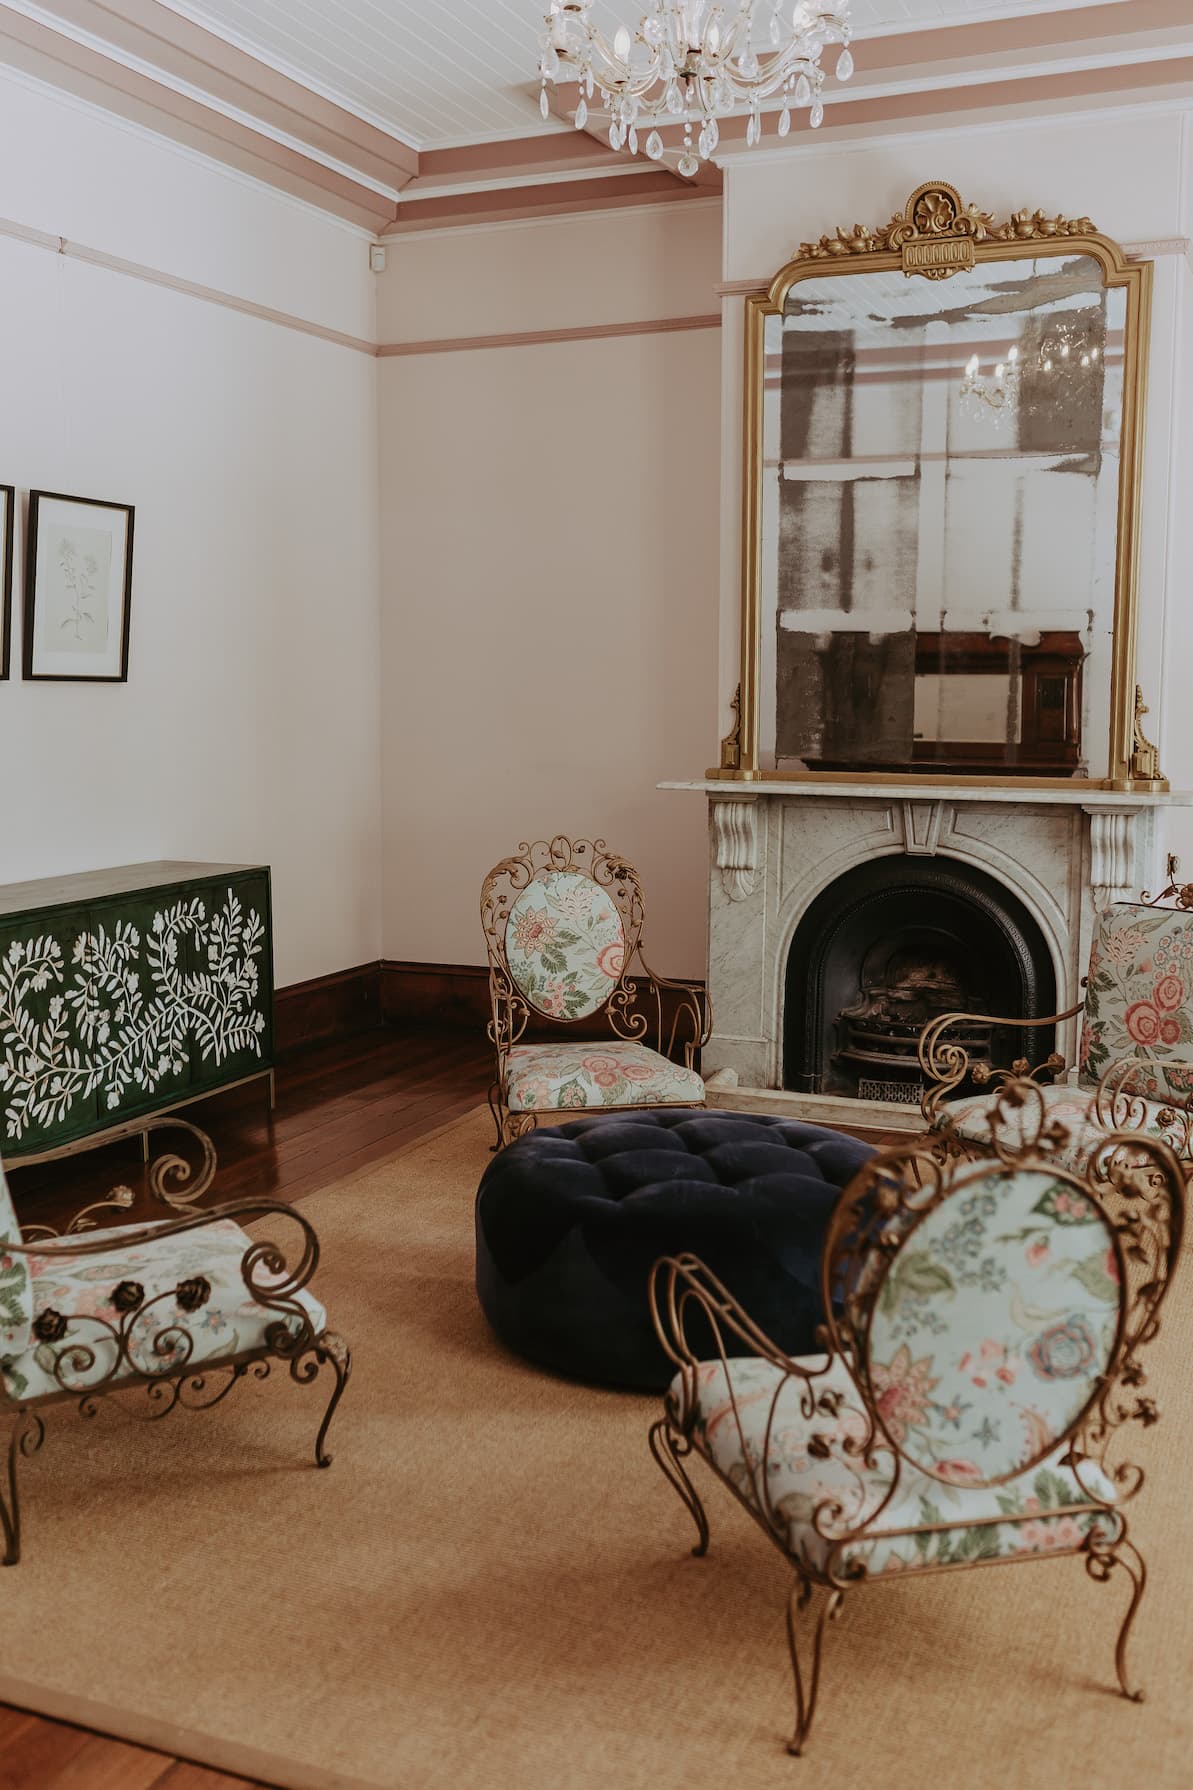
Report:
541,2,854,170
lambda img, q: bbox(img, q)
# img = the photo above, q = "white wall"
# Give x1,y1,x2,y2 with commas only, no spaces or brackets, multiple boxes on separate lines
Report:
0,69,382,987
717,104,1193,863
377,203,723,977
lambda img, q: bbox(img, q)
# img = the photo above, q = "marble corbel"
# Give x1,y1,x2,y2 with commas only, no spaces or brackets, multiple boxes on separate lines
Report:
711,795,760,902
1086,808,1137,908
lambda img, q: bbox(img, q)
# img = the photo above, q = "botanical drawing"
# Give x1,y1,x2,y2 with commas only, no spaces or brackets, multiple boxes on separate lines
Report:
57,538,100,639
0,889,267,1142
37,523,112,655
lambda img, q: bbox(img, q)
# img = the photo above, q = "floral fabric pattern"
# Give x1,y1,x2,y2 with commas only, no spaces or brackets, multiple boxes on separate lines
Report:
866,1167,1118,1484
0,1162,31,1360
0,1216,326,1403
505,1042,703,1114
673,1354,1121,1579
1078,902,1193,1098
943,1080,1187,1173
504,873,626,1021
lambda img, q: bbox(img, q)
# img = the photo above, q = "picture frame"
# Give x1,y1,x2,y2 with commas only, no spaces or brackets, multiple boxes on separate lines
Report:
24,490,134,683
0,486,12,681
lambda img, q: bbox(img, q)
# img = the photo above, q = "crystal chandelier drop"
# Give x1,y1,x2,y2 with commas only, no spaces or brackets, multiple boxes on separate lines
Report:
539,1,854,177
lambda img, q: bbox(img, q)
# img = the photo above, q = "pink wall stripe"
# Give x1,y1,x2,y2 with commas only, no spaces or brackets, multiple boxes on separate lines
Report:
0,213,376,354
377,313,722,357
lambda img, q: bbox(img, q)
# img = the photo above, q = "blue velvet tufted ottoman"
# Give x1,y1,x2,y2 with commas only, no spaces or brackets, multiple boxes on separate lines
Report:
474,1108,876,1391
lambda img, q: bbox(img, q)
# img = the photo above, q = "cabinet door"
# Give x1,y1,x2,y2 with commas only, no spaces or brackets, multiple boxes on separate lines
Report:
0,904,101,1155
185,874,273,1092
87,892,196,1125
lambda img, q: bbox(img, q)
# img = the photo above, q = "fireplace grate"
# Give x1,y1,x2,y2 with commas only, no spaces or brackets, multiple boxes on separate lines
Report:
857,1077,925,1107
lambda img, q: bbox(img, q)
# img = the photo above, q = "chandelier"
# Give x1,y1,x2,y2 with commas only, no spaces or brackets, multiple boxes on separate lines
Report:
960,327,1102,429
538,2,854,177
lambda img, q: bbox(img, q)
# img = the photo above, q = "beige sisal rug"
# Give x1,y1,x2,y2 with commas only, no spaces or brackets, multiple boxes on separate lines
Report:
1,1107,1191,1790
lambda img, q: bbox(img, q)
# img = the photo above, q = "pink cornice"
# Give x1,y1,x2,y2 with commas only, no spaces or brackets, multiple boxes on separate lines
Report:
34,0,419,186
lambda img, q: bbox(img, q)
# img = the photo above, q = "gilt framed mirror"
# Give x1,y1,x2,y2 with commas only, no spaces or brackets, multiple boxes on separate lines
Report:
723,182,1159,790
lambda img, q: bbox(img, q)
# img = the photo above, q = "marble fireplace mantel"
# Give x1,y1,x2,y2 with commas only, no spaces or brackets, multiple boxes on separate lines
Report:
662,777,1193,1129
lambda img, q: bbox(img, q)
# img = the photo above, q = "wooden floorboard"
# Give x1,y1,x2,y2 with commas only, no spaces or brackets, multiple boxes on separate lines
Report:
40,1733,175,1790
0,1023,903,1788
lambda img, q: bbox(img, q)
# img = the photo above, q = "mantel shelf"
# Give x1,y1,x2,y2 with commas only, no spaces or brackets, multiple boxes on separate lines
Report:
659,780,1193,809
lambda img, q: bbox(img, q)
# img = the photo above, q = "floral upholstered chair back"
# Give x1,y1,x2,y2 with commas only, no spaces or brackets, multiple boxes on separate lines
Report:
482,839,644,1036
848,1166,1121,1486
1079,901,1193,1100
503,871,628,1022
826,1091,1179,1494
0,1160,31,1367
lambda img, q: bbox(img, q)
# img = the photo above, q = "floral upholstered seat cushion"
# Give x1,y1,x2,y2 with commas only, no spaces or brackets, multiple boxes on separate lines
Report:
942,1080,1187,1174
505,872,626,1021
505,1042,704,1114
0,1217,327,1403
0,1160,31,1361
1078,902,1193,1099
673,1354,1121,1579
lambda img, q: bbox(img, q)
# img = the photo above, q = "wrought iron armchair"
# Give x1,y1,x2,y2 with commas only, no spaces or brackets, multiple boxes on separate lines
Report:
480,836,711,1148
649,1080,1182,1755
0,1117,350,1563
919,886,1193,1172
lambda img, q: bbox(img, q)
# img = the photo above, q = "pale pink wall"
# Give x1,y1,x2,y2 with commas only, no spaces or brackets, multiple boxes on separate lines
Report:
378,203,724,978
377,200,722,341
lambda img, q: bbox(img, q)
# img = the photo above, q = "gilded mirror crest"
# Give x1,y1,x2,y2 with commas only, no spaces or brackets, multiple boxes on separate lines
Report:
724,183,1160,790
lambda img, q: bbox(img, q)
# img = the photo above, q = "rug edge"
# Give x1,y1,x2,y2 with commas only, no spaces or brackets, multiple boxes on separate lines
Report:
0,1667,385,1790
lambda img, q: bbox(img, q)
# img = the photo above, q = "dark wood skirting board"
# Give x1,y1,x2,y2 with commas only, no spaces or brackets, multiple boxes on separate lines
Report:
278,960,710,1048
274,961,381,1056
381,960,490,1028
380,960,708,1040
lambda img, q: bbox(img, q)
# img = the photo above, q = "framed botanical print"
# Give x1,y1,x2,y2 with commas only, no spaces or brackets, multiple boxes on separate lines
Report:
24,490,134,682
0,486,12,681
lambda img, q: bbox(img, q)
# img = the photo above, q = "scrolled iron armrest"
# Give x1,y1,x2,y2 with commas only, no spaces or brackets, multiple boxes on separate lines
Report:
649,1252,821,1430
11,1198,321,1295
141,1117,218,1210
11,1116,218,1241
486,967,529,1064
1094,1058,1193,1160
650,1254,875,1556
918,1004,1083,1126
635,956,713,1066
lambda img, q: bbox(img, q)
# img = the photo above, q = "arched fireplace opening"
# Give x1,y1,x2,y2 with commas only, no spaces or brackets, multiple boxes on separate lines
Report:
783,856,1056,1105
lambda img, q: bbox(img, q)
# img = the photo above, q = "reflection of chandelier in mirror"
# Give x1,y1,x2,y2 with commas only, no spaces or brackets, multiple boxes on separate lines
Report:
539,2,853,177
960,322,1102,428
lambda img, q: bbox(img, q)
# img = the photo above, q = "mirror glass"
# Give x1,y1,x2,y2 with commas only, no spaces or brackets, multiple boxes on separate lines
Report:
758,253,1126,778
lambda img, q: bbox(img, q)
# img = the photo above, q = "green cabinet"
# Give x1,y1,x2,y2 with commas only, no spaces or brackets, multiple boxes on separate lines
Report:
0,862,274,1160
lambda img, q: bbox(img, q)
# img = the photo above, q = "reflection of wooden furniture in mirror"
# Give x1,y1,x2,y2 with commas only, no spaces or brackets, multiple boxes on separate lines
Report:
730,182,1162,790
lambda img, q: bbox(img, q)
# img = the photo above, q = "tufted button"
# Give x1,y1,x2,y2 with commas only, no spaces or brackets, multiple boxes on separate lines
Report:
474,1106,876,1390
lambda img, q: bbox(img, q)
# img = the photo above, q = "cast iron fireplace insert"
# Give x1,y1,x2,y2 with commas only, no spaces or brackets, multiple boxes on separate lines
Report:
783,856,1056,1105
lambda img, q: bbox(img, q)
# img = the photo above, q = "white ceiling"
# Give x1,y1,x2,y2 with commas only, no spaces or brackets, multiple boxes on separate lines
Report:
158,0,1131,152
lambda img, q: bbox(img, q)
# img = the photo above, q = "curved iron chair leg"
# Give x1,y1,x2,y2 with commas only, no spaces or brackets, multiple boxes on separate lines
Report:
1,1412,46,1567
785,1578,844,1756
1088,1535,1148,1703
487,1083,505,1152
649,1418,710,1558
289,1333,352,1469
